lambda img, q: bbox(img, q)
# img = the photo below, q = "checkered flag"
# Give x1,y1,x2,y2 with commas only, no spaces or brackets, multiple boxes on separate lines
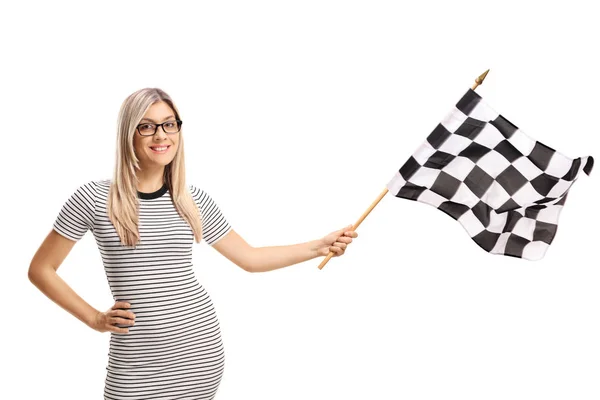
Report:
387,89,594,260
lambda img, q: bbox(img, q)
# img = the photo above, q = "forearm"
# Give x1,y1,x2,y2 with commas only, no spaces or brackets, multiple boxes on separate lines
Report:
246,239,321,273
28,266,98,328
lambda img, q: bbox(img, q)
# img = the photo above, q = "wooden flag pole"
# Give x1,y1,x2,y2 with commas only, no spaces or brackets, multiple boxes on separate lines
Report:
317,69,491,270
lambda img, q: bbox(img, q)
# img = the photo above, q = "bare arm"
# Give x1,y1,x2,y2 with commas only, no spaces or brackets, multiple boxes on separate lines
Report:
212,225,357,273
28,230,134,333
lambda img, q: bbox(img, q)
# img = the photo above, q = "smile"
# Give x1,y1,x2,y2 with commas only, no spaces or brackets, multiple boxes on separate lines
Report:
149,145,170,154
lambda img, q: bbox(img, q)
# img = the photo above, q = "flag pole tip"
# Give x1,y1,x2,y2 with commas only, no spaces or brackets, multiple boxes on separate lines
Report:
476,69,490,85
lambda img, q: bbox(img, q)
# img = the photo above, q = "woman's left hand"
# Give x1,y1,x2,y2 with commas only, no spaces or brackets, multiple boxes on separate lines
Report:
315,224,358,257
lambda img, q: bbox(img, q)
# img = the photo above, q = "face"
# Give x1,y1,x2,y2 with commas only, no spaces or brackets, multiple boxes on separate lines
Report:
133,101,180,169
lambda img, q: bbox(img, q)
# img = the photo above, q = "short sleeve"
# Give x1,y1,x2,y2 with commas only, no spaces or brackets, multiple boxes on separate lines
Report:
190,185,232,245
53,181,98,242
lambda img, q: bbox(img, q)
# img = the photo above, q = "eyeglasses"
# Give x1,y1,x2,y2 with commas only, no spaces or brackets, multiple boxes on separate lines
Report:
136,120,183,136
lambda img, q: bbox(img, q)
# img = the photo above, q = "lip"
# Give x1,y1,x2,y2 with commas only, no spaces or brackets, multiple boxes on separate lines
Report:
149,145,171,154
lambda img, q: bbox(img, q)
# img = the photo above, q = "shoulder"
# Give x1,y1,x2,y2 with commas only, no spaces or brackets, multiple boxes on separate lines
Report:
188,183,209,201
187,184,232,242
188,184,224,210
188,183,200,194
80,178,110,198
94,178,111,198
64,179,110,206
75,178,110,189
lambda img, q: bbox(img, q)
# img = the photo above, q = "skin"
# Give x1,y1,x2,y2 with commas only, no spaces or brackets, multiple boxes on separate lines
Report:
28,100,358,335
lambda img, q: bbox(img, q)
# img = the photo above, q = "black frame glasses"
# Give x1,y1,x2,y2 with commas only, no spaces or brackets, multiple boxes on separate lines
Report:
136,120,183,136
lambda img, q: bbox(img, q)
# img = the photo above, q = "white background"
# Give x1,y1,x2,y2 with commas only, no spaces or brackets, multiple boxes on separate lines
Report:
2,1,599,399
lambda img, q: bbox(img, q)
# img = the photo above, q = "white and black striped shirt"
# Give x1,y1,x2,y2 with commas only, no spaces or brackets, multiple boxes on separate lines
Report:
53,179,232,400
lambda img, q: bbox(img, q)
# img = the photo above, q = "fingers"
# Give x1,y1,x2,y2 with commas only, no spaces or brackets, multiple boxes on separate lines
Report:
323,225,358,257
329,243,346,255
107,301,135,334
329,237,352,255
106,313,135,334
107,325,130,334
339,224,357,237
331,237,352,249
329,247,344,256
112,301,131,310
111,316,135,326
94,312,132,334
332,241,347,250
111,309,136,320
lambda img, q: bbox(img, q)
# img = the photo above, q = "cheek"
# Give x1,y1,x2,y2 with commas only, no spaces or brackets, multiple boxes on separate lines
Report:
133,138,149,156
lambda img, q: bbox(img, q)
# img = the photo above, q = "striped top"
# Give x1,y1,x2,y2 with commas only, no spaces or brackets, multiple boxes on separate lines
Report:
53,179,232,400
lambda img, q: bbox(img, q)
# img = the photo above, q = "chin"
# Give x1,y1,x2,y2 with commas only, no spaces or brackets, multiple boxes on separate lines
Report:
143,155,175,167
155,158,175,166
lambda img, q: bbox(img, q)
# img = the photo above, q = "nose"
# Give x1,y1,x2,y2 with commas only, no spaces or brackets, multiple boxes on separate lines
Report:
154,125,169,138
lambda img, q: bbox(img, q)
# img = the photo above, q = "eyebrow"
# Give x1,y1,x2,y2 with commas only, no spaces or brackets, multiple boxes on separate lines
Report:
140,115,176,123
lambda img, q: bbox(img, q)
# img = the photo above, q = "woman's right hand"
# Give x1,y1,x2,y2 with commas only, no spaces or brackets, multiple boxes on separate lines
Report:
90,301,136,334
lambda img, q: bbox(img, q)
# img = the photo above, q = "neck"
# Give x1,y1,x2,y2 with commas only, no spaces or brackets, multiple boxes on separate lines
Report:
136,165,166,193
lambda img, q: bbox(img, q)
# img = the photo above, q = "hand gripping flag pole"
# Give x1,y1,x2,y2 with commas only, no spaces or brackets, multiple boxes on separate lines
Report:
318,69,593,269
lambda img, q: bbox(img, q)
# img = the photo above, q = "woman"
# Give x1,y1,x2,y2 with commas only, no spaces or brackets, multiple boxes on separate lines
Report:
28,88,358,400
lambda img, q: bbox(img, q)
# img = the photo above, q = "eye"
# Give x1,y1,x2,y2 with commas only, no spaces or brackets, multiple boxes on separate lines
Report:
139,124,154,130
164,122,175,128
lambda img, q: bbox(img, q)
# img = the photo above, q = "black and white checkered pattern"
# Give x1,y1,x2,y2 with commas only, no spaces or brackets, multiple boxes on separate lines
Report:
387,89,594,260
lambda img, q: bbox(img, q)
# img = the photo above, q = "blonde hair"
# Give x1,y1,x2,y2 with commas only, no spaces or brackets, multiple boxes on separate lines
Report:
107,88,203,247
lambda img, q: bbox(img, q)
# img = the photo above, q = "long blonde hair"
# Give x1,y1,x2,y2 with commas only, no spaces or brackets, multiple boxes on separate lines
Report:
107,88,203,247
